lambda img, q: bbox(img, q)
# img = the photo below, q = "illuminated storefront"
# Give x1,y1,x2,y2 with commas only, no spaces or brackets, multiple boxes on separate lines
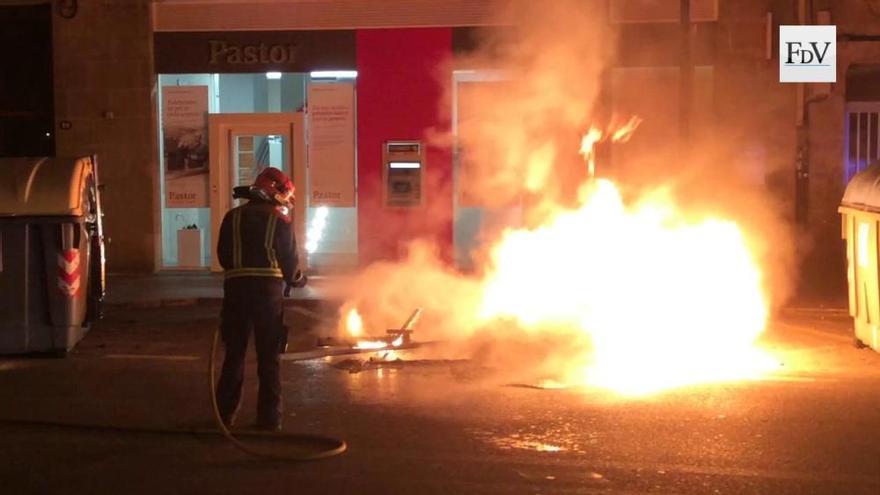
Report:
152,17,474,272
154,30,360,270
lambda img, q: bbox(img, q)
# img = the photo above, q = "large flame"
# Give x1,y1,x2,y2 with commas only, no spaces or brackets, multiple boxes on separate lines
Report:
479,178,775,395
474,123,776,395
338,119,778,396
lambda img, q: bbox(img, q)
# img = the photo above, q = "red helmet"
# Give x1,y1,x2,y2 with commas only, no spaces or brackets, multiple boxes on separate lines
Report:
251,167,295,208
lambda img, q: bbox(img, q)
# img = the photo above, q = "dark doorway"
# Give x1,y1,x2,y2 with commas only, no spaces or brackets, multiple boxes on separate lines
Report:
0,4,54,157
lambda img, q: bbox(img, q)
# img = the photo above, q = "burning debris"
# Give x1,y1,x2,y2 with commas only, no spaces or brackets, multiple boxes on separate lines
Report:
282,309,426,363
348,308,421,351
325,308,487,375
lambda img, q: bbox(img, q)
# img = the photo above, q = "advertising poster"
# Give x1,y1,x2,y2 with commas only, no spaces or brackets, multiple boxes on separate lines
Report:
162,85,209,207
307,82,355,207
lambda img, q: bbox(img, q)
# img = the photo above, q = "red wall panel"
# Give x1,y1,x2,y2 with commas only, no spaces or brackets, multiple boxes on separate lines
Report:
356,28,453,265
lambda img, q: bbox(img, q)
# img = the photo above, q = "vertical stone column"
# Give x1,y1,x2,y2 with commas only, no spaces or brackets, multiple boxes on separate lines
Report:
53,0,157,272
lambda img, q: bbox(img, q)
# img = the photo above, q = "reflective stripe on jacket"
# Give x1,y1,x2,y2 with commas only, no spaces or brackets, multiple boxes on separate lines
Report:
217,200,298,282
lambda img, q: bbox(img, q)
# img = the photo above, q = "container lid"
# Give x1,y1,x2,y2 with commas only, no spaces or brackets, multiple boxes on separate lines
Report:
0,157,93,217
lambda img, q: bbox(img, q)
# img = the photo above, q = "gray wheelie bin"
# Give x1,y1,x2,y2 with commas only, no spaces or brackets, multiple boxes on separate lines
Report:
0,156,106,355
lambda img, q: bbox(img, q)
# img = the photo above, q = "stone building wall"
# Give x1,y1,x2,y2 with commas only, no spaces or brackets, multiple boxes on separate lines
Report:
52,0,157,272
712,0,880,300
803,1,880,298
706,0,800,302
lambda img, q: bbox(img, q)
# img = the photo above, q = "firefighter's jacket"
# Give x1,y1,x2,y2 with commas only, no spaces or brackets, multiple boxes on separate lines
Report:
217,200,298,283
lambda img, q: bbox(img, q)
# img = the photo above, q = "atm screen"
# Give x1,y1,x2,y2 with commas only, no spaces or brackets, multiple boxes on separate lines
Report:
392,182,412,193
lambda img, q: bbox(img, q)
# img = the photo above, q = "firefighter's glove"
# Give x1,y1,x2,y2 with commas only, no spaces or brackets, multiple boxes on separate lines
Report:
292,269,308,288
283,271,307,297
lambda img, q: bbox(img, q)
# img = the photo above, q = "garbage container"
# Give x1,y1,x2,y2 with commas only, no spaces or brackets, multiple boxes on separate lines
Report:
0,156,106,355
839,162,880,352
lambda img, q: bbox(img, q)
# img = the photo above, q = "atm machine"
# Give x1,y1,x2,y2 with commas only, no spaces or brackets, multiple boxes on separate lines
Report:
382,141,424,207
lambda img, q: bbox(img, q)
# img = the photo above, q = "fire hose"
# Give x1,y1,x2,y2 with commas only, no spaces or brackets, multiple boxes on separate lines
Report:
207,324,347,461
0,305,347,462
0,332,346,463
206,305,425,459
0,305,442,462
0,287,431,461
0,334,347,462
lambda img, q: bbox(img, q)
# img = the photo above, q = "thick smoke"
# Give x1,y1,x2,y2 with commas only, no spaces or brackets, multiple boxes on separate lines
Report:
448,0,612,224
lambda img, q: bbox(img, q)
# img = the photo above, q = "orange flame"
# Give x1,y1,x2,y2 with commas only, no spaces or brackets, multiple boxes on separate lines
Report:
475,122,776,395
354,340,391,350
480,178,777,394
610,116,642,143
578,126,603,178
347,308,406,350
345,308,363,338
578,116,642,178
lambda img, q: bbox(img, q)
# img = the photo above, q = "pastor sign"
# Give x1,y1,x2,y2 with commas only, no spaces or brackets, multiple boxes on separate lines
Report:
154,30,356,73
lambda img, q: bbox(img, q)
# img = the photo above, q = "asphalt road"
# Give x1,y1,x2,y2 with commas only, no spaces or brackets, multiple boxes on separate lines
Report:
0,305,878,494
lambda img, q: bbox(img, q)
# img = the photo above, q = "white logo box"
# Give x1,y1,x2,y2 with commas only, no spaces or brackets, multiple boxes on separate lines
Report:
779,25,837,83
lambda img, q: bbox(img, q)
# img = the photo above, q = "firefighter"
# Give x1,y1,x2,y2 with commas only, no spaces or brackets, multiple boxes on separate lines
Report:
215,167,306,431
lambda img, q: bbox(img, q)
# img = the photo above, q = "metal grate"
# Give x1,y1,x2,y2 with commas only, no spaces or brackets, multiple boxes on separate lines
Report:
845,103,880,183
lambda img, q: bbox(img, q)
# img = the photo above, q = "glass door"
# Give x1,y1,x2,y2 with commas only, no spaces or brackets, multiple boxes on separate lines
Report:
208,113,306,272
231,133,290,205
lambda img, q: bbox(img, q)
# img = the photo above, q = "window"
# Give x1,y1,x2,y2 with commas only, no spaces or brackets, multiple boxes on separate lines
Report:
845,103,880,183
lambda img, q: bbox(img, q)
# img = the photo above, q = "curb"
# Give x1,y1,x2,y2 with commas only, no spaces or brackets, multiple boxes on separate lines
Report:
780,306,849,316
104,296,342,311
104,298,218,310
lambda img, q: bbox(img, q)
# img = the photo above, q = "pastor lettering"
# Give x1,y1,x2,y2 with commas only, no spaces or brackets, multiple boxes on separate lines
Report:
209,40,298,65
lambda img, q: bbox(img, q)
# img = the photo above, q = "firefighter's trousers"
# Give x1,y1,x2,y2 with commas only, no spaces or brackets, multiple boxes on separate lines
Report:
216,277,286,426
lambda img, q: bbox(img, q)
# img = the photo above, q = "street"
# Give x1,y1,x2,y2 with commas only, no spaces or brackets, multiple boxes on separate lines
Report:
1,304,878,494
4,1,880,494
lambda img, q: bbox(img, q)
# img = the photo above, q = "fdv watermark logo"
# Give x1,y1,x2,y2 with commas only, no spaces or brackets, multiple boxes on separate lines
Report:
779,25,837,83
